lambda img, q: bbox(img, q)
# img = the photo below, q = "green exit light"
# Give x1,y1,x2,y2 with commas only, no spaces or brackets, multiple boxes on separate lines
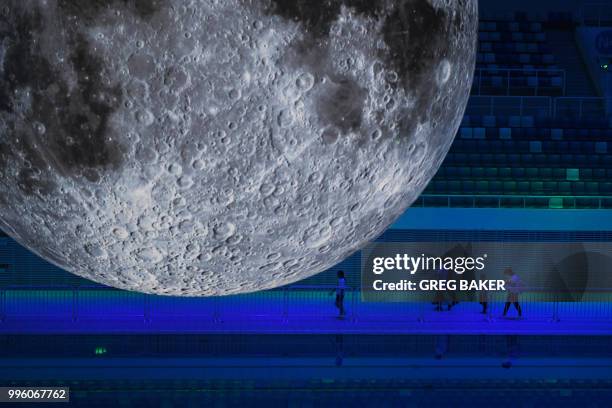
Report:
94,347,107,355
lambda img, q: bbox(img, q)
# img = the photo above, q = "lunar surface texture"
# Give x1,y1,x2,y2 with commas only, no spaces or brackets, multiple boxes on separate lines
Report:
0,1,477,296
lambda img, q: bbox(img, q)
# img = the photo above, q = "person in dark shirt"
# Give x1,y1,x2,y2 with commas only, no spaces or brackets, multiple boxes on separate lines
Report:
479,272,489,314
503,267,523,318
330,270,346,318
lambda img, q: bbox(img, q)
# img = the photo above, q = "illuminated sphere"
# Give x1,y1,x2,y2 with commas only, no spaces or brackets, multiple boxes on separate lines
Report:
0,1,477,295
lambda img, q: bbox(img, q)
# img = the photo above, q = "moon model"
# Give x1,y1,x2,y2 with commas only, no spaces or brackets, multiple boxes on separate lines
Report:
0,1,477,296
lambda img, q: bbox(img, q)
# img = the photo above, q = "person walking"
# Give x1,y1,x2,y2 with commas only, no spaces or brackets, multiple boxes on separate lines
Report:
479,272,489,314
330,270,346,318
502,267,523,318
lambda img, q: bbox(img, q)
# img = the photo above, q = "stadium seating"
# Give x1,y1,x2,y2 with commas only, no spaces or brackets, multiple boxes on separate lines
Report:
419,12,611,210
421,111,612,208
473,17,565,96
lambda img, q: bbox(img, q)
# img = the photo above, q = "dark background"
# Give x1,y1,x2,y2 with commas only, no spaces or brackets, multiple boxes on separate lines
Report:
2,0,612,406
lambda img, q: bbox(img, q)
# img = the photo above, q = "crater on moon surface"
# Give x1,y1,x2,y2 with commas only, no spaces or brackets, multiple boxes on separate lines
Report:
0,0,477,296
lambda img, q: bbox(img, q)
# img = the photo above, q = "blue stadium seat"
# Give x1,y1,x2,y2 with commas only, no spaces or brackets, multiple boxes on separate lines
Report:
500,128,512,139
530,141,542,153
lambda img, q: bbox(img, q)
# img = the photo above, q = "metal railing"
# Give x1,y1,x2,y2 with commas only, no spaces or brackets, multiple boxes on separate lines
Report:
1,285,611,325
467,96,553,118
581,3,612,27
466,96,611,120
416,195,612,210
553,97,610,120
472,68,566,97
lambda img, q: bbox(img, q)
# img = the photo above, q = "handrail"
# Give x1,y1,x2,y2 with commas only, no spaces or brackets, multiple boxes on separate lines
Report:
422,194,612,200
467,95,611,120
1,284,611,325
0,284,352,291
581,3,612,27
0,284,610,292
553,96,611,100
473,68,566,97
418,194,612,209
553,97,612,120
476,68,564,73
